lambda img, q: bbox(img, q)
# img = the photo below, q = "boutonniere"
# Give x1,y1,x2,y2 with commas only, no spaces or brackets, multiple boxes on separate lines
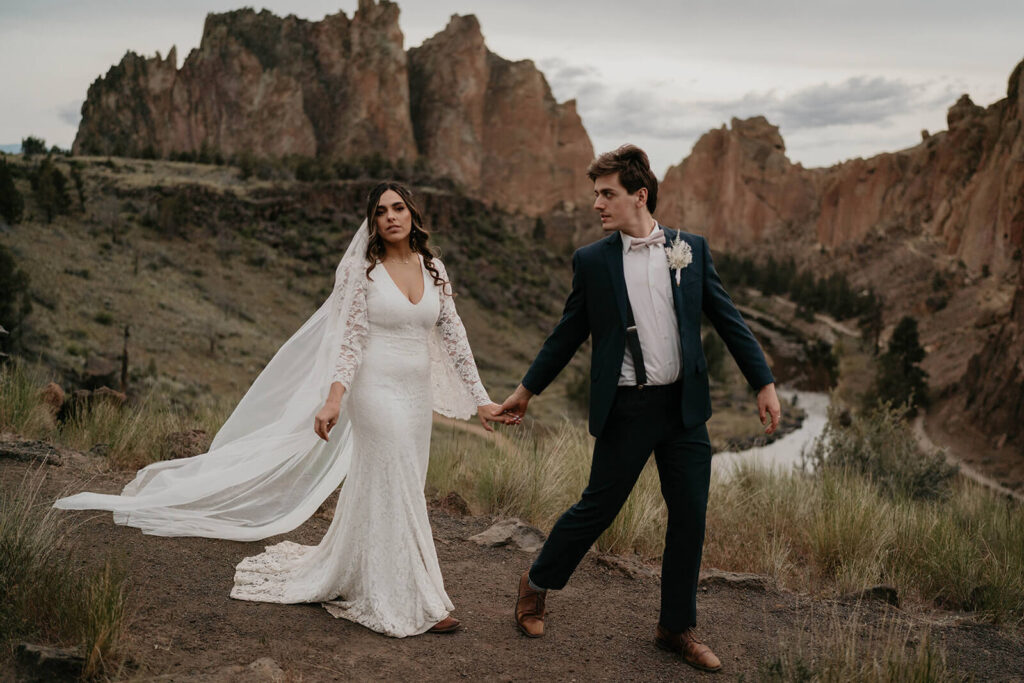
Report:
665,235,692,285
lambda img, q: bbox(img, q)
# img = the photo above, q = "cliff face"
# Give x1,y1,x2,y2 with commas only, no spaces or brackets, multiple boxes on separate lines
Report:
74,2,416,162
72,4,592,215
660,60,1024,278
406,15,594,214
658,59,1024,451
961,258,1024,450
658,116,818,247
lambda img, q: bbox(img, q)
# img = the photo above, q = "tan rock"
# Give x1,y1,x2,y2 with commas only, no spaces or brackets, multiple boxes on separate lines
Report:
38,382,65,418
74,3,417,162
408,15,593,215
660,59,1024,278
73,5,593,216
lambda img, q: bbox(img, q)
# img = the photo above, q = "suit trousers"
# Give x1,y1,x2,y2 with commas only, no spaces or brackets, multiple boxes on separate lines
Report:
529,381,712,632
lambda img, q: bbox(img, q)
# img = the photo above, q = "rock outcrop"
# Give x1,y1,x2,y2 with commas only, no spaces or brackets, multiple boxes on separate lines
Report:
72,3,592,215
658,116,817,248
660,60,1024,279
961,257,1024,450
75,2,416,162
408,15,593,214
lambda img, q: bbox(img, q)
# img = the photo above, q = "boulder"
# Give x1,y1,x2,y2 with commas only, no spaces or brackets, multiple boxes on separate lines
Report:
38,382,65,418
697,569,770,591
14,643,84,681
469,518,546,553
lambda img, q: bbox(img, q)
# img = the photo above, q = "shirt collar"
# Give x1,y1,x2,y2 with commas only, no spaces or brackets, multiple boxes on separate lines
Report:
621,219,661,254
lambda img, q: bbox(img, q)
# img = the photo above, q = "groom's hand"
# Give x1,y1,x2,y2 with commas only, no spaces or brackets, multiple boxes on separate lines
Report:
499,384,533,425
477,403,514,432
757,383,781,435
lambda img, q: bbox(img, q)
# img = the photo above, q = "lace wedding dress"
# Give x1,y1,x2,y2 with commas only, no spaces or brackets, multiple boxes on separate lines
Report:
230,255,490,637
54,220,492,638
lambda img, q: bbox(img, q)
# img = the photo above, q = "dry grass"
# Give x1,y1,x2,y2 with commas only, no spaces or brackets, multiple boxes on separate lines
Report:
759,609,961,682
430,413,1024,623
0,468,129,678
0,360,58,440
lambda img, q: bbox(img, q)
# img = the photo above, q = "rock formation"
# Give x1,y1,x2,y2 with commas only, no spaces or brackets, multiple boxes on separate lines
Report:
658,59,1024,451
75,2,416,163
659,60,1024,279
72,3,592,215
657,116,817,247
408,15,593,214
961,257,1024,450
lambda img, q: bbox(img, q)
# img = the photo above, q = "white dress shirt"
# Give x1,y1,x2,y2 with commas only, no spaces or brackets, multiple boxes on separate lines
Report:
618,222,683,386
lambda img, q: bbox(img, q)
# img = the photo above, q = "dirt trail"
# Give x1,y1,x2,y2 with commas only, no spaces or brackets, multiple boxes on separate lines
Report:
914,416,1024,504
4,454,1023,682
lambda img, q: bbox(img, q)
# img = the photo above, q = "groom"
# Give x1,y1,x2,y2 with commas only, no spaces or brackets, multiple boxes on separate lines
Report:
500,144,780,672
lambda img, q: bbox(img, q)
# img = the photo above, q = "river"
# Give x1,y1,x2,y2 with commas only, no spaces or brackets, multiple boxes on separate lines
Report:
711,389,830,476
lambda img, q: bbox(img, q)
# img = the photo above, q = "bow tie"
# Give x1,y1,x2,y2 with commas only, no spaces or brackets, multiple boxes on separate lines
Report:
629,228,665,250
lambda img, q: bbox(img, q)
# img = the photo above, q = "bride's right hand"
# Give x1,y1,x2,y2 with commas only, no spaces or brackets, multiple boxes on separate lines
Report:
314,400,341,441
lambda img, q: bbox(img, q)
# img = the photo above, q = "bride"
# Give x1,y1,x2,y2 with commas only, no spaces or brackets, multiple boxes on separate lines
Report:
55,181,510,637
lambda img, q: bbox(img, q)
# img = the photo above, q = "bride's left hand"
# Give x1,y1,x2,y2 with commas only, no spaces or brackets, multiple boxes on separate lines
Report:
477,403,514,432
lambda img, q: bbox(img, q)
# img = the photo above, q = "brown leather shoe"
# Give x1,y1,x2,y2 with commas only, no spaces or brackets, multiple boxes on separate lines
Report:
428,616,461,633
655,624,722,672
514,571,546,637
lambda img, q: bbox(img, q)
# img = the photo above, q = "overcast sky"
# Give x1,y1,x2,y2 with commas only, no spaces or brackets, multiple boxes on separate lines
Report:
2,0,1022,175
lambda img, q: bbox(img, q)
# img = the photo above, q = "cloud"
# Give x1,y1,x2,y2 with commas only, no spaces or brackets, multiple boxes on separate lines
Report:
57,100,82,127
537,56,959,172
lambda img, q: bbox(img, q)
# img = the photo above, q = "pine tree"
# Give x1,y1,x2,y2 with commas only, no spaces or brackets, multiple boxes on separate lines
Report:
21,136,46,157
871,315,929,415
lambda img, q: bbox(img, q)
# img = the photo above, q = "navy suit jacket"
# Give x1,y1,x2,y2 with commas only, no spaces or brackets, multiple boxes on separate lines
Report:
522,227,775,437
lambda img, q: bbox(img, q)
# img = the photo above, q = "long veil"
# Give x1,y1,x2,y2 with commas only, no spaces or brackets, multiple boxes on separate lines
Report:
54,220,478,540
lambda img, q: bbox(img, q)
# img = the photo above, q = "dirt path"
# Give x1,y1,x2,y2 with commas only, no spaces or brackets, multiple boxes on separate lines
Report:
914,415,1024,503
5,454,1023,682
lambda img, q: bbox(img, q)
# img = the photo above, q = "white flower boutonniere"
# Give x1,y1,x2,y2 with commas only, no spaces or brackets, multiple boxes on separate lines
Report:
665,236,693,285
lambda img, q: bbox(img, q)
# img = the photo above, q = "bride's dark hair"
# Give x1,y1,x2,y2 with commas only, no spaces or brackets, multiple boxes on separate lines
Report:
364,181,447,290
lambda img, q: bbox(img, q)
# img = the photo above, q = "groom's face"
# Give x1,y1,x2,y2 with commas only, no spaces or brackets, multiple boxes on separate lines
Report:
593,173,645,232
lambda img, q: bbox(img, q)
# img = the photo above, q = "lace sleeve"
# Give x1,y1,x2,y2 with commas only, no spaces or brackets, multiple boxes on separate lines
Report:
331,270,368,389
435,261,491,406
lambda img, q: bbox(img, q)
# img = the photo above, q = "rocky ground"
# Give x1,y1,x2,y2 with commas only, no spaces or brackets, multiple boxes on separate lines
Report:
3,447,1023,682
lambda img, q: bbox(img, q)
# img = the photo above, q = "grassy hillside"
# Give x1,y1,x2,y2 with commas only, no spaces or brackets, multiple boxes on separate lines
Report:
1,154,588,422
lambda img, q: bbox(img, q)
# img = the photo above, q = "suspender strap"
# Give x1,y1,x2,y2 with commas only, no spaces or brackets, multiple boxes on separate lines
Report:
624,297,648,386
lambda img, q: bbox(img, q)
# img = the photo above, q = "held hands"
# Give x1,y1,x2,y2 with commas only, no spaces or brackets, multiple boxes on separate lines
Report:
757,383,782,435
498,384,532,426
477,403,516,432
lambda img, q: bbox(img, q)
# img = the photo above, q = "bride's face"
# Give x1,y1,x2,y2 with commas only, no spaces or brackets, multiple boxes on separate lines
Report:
374,189,413,245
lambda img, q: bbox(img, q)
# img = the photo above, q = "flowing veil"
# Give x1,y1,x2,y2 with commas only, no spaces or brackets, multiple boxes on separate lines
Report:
54,220,479,540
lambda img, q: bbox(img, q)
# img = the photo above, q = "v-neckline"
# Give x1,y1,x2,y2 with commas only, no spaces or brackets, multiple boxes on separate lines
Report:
379,255,426,306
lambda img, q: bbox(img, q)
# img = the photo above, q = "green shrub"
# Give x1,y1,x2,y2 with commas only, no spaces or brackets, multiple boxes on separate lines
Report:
30,157,72,222
804,402,956,500
0,159,24,224
870,316,929,414
20,136,46,157
0,244,33,352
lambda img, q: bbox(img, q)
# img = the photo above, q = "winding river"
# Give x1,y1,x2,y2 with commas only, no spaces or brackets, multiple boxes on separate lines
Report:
711,389,830,476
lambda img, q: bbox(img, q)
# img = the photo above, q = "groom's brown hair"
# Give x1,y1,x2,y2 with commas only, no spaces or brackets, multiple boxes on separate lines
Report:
586,144,658,213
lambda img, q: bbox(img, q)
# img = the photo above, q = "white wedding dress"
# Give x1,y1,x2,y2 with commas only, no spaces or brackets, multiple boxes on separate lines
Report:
230,256,490,637
55,218,493,638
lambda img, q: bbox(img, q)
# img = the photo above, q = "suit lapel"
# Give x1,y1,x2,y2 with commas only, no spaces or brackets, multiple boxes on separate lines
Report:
603,233,629,328
661,227,687,319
